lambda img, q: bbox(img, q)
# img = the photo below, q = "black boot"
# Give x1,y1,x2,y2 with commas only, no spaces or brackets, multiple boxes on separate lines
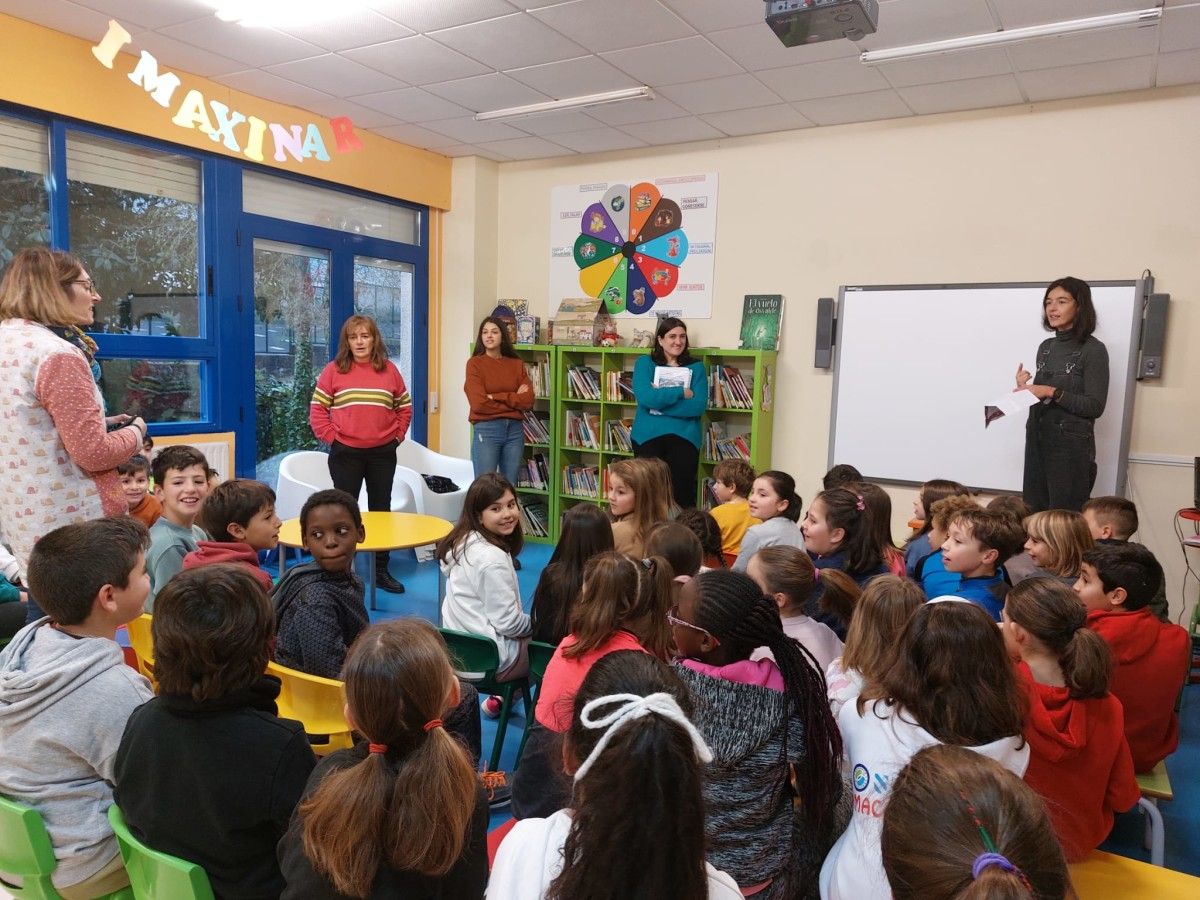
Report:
375,552,405,594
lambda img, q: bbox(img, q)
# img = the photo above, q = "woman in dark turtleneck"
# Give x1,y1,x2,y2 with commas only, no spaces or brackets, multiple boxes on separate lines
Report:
1016,276,1109,513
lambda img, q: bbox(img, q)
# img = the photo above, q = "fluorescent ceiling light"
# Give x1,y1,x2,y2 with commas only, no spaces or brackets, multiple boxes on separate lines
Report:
475,87,654,123
202,1,370,27
860,7,1161,64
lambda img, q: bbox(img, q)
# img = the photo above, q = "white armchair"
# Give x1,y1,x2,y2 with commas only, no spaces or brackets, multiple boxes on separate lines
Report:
276,450,416,522
394,439,474,524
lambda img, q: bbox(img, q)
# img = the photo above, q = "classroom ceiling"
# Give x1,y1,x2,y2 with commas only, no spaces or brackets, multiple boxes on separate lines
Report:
5,0,1199,161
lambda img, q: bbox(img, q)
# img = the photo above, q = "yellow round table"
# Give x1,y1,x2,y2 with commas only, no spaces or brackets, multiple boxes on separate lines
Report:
279,511,453,610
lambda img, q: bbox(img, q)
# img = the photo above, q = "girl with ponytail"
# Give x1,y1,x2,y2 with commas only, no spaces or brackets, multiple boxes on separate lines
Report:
731,470,804,573
491,650,741,899
882,745,1071,900
669,569,842,898
1002,577,1139,861
279,619,487,898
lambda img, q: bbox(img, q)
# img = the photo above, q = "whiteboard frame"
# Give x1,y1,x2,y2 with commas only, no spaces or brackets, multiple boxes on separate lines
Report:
828,279,1147,495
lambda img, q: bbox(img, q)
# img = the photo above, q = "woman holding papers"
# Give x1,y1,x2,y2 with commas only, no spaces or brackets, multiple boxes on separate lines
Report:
1016,277,1108,513
631,317,707,508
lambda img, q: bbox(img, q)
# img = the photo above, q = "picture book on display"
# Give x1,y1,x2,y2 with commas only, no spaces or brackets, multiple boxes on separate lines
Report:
739,294,784,351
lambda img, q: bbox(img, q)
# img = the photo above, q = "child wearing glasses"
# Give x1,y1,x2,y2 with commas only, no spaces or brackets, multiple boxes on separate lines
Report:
668,570,842,899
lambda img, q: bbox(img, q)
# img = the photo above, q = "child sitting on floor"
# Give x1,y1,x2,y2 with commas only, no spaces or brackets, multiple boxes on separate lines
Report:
939,507,1026,621
184,478,280,592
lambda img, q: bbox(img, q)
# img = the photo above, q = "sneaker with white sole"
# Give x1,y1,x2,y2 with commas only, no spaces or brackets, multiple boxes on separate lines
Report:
481,694,503,719
480,770,512,808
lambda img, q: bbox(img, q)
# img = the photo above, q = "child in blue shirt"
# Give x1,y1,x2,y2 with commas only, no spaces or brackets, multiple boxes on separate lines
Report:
939,508,1026,621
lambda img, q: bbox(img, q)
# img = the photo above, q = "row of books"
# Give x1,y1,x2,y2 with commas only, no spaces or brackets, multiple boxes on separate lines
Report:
520,499,550,537
704,422,752,461
605,418,633,453
562,464,601,498
515,452,551,490
524,359,551,396
565,410,601,449
521,410,551,444
565,365,602,400
709,366,754,409
605,370,634,402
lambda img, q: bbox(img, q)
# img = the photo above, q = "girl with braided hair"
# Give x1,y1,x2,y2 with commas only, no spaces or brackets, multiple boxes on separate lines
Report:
669,569,842,898
491,650,741,899
1002,577,1138,861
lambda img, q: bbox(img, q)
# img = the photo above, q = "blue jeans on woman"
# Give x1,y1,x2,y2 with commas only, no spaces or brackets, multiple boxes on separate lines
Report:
471,418,525,486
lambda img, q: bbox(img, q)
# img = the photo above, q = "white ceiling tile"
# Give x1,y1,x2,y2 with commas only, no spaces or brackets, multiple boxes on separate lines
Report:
756,56,891,102
131,31,247,77
508,109,605,136
1161,4,1200,53
429,12,587,70
506,56,641,96
1157,47,1200,85
543,127,649,153
0,0,123,42
437,142,512,161
707,22,858,73
158,17,325,67
274,9,414,52
1005,24,1161,71
618,115,724,145
215,70,338,112
529,0,695,54
700,103,814,136
1016,55,1155,101
862,0,998,50
351,87,473,120
896,73,1025,115
265,54,407,96
370,122,461,147
792,89,914,126
368,0,519,32
875,47,1013,88
474,135,575,159
74,0,214,29
600,35,741,86
424,73,549,113
586,95,691,125
343,36,489,85
658,74,784,115
989,0,1151,30
657,0,764,32
418,116,529,143
295,97,405,129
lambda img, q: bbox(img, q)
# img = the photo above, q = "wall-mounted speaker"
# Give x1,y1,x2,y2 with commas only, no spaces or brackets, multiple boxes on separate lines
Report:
814,297,836,369
1137,293,1169,380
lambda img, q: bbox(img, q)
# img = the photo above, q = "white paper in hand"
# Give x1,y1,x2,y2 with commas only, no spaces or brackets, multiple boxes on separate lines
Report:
984,389,1039,428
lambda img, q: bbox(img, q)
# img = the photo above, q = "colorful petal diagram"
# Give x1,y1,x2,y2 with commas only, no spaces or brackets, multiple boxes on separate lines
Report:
575,182,689,315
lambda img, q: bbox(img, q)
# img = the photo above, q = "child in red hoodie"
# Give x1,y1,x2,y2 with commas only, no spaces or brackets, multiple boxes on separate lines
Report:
1001,577,1139,861
182,479,279,593
1075,542,1189,772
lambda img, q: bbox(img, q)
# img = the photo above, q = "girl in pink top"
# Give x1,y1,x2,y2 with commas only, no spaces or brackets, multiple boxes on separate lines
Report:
510,551,673,819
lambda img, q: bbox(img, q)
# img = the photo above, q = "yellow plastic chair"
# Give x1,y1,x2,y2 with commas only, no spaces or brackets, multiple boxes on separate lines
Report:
1135,759,1174,867
0,795,133,899
107,805,214,900
125,615,156,686
514,640,558,768
265,661,353,755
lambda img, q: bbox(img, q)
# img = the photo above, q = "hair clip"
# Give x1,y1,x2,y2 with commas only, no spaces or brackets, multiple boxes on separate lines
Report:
642,558,654,570
855,494,865,511
813,568,821,581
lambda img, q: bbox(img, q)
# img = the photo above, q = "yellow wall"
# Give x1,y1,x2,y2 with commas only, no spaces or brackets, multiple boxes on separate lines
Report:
0,13,451,210
444,85,1200,621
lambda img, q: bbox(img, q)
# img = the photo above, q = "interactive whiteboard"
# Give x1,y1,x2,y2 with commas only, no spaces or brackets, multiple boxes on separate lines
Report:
828,281,1145,494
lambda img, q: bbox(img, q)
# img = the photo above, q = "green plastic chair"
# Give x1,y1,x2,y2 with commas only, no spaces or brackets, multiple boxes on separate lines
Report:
107,805,214,900
514,640,559,768
0,795,133,899
438,627,530,772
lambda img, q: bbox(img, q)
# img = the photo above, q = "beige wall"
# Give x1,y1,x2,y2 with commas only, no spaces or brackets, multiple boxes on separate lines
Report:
442,85,1200,621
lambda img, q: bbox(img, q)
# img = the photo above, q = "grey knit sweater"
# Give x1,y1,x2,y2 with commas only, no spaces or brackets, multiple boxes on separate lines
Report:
673,662,818,899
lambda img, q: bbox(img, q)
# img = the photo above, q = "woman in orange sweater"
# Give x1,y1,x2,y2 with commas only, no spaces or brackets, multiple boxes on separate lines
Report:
465,317,533,488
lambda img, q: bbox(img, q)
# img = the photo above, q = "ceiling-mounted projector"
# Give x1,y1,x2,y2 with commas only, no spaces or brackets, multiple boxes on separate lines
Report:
765,0,879,47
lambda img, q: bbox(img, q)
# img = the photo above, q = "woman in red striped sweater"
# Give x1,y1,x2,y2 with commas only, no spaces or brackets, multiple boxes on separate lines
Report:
309,315,412,594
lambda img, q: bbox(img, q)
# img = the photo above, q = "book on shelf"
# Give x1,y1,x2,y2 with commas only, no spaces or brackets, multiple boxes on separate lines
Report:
517,452,550,490
605,418,633,452
561,464,600,498
605,369,634,402
523,359,550,396
738,294,784,351
566,365,602,400
704,421,751,461
652,365,692,389
565,410,601,449
520,499,550,537
709,366,754,409
521,410,551,444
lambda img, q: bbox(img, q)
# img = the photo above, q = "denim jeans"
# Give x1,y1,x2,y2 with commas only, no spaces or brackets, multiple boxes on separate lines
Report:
471,418,525,487
1023,417,1097,513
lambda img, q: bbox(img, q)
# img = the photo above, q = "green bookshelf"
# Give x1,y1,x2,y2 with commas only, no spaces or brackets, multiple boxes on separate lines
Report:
512,343,555,544
696,347,777,509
